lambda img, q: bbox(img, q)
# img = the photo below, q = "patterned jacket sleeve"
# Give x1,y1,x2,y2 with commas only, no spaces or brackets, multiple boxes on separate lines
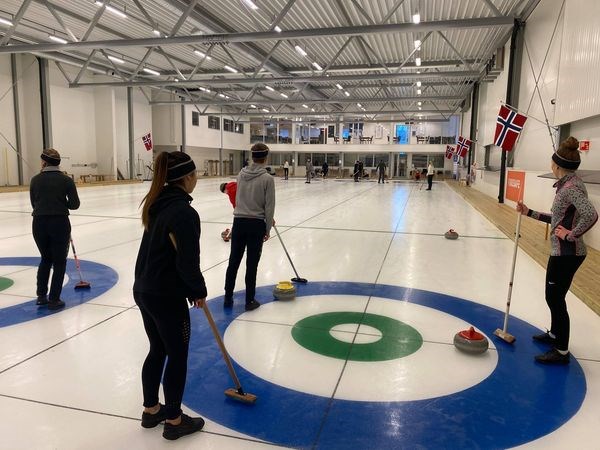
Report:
527,209,552,224
565,188,598,241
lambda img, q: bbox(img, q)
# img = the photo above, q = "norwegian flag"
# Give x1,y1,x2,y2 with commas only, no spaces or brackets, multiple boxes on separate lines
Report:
494,105,527,151
455,136,472,158
445,145,455,159
142,132,153,151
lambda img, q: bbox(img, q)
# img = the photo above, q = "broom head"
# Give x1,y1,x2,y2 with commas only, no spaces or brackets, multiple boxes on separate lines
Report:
494,328,516,344
225,388,257,404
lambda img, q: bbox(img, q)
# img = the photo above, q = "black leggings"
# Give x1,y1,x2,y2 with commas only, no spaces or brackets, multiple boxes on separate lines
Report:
545,255,585,351
32,215,71,300
134,292,191,420
224,217,266,303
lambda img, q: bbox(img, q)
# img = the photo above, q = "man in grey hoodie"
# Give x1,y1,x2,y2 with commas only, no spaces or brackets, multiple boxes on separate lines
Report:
224,143,276,311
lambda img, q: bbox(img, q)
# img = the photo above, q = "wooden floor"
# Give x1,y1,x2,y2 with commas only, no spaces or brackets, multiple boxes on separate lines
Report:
447,180,600,317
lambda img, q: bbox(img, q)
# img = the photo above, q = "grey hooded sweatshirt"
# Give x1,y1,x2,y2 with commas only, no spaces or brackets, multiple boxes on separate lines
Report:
233,163,276,236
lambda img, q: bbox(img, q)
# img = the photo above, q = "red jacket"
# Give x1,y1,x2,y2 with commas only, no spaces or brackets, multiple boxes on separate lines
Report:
225,181,237,208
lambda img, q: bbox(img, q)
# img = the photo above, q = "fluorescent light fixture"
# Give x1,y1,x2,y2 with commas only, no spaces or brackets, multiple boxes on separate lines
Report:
344,91,350,97
194,50,212,60
199,86,210,92
95,2,127,19
416,81,422,87
412,13,420,24
265,85,275,91
311,108,315,112
142,67,160,76
274,25,282,32
417,70,421,74
174,78,179,82
107,55,125,64
262,108,270,113
250,104,257,108
280,93,288,98
302,104,308,108
415,57,422,66
417,89,422,95
335,84,343,90
153,29,161,36
0,18,13,27
243,0,259,10
224,65,238,73
218,93,226,98
357,103,362,107
49,35,68,44
295,45,307,57
418,107,422,110
312,62,323,71
417,101,422,106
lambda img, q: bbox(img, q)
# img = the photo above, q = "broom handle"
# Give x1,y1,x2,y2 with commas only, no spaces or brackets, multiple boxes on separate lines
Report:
503,212,522,332
201,302,243,391
273,225,301,279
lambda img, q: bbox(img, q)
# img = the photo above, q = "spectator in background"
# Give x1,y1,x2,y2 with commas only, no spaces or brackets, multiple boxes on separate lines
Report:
322,161,329,178
426,162,434,190
305,158,313,184
283,160,289,180
376,160,387,184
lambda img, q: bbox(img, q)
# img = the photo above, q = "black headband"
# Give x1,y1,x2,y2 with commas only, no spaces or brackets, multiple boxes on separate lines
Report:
552,152,580,170
252,148,269,159
166,158,196,182
41,153,60,166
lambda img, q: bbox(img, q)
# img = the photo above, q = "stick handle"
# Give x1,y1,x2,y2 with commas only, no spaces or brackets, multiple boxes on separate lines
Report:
201,302,243,390
273,225,301,279
503,212,522,332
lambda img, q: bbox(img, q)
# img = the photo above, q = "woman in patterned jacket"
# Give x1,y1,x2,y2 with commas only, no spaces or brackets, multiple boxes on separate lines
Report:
517,136,598,365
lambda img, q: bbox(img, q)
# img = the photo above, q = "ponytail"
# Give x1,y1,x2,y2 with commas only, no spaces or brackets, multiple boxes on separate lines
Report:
140,152,169,230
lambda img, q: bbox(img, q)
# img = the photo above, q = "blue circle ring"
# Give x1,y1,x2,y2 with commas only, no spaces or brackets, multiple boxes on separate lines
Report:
0,256,119,328
186,281,586,449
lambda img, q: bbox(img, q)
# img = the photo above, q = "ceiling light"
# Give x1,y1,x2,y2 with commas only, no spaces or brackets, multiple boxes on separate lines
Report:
95,2,127,19
302,104,308,108
357,103,362,108
274,26,282,32
262,108,270,113
412,13,420,24
224,65,238,73
417,89,422,95
312,62,323,71
174,78,179,82
218,93,226,98
414,39,421,50
280,93,289,98
48,35,68,44
311,108,315,112
265,85,275,91
250,104,257,108
194,50,212,60
242,0,259,10
143,67,160,76
415,57,422,66
335,84,343,90
107,55,125,64
344,91,350,97
153,29,161,36
295,45,307,57
416,81,422,87
417,70,421,74
417,101,422,106
0,18,13,27
418,107,422,110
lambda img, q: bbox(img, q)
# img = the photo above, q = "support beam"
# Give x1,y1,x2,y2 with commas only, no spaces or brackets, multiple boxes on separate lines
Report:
127,87,134,180
38,58,52,149
467,81,479,185
183,109,454,117
11,54,24,185
0,0,33,46
0,17,515,54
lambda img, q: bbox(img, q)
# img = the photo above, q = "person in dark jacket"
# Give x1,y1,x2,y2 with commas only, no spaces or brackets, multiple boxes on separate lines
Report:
29,148,80,310
517,137,598,365
376,160,387,184
224,143,275,310
322,161,329,178
134,151,207,441
353,160,360,182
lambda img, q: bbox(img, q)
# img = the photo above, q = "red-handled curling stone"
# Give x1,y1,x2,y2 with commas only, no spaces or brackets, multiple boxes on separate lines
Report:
444,229,459,240
453,326,489,354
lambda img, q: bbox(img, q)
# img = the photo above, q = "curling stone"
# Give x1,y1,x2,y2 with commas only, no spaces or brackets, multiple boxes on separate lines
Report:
444,229,459,240
221,228,231,242
273,281,296,301
453,326,489,354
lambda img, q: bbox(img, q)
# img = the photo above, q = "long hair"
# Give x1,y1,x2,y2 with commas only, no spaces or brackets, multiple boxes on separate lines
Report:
140,152,191,230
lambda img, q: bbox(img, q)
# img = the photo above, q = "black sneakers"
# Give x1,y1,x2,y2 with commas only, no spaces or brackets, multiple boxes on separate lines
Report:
36,295,48,306
141,404,168,428
162,414,205,440
47,299,65,310
535,348,570,365
223,295,233,308
245,299,260,311
532,331,556,346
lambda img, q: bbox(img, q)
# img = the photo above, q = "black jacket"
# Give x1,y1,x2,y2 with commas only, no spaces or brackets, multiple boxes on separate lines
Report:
134,186,207,300
30,168,80,216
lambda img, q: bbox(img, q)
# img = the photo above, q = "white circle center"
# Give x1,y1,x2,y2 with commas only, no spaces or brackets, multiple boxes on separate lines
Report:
329,323,383,344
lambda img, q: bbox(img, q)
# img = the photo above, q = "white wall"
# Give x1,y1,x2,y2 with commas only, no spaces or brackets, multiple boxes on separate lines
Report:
94,87,117,177
185,106,250,151
0,54,18,186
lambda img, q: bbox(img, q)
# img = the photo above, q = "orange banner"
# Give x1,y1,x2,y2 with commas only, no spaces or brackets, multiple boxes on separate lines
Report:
506,170,526,202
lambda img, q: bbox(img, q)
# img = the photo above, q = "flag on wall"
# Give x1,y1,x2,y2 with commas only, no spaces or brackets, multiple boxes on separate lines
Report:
494,105,527,151
456,136,472,158
445,145,455,159
142,132,153,151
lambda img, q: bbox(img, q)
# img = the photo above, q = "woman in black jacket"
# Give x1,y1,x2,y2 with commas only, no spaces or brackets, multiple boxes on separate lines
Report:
30,148,80,310
134,151,207,441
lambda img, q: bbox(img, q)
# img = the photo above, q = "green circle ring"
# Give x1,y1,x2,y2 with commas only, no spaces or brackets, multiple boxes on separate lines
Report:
291,311,423,362
0,277,14,292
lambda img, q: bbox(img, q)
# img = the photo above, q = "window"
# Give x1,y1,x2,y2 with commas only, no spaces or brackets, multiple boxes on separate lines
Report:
234,123,244,134
208,115,220,130
326,153,339,166
191,111,199,126
224,118,234,132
